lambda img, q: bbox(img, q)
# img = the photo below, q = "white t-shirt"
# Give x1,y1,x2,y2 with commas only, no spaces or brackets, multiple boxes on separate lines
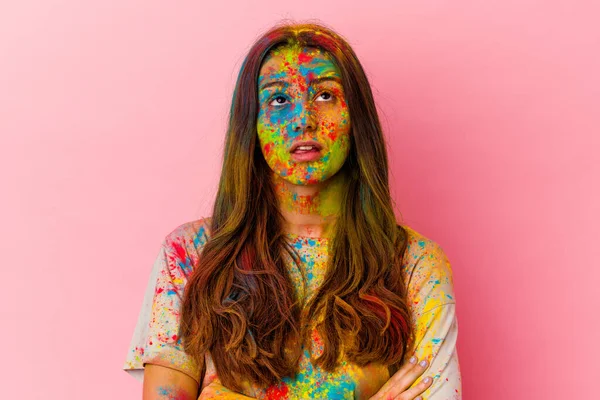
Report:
123,218,462,399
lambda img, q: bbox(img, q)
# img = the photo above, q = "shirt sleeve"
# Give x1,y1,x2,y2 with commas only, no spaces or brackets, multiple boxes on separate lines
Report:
402,234,462,399
121,245,164,383
122,223,207,386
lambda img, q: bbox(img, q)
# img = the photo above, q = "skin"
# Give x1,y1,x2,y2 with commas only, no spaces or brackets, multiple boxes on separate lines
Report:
256,44,351,238
143,364,198,400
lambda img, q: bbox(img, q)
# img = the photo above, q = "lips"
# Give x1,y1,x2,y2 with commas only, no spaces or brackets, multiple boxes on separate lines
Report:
289,140,323,153
289,140,323,162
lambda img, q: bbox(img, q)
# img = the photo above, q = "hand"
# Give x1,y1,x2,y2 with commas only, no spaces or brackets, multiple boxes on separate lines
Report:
368,355,434,400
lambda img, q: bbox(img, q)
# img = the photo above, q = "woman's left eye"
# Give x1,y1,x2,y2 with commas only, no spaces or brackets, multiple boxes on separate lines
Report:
316,91,334,102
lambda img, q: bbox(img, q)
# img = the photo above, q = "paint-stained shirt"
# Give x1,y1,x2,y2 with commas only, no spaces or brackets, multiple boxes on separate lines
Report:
122,218,462,399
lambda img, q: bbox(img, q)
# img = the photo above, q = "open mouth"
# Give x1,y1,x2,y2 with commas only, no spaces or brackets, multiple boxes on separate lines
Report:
289,141,323,162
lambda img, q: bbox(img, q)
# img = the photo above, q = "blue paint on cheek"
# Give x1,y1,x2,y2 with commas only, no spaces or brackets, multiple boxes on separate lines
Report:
268,110,283,125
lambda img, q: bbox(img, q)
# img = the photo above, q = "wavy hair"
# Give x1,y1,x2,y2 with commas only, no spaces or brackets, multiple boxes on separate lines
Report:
180,20,412,392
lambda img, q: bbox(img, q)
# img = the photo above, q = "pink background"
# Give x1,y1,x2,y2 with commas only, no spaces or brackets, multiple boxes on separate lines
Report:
1,1,597,399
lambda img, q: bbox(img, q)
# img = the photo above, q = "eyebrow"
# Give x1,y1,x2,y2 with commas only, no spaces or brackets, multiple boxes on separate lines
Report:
259,76,342,91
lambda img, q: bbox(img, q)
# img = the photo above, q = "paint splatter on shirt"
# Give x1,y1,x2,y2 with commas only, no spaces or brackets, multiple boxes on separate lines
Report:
123,218,462,399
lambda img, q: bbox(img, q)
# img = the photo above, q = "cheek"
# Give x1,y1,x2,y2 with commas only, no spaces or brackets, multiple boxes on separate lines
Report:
317,105,351,144
257,119,292,168
257,117,281,150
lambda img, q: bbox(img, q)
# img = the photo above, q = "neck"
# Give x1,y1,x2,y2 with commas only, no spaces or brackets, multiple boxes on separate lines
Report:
272,169,349,238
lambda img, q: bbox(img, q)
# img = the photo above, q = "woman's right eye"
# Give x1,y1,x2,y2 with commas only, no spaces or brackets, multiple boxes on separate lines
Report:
269,95,289,107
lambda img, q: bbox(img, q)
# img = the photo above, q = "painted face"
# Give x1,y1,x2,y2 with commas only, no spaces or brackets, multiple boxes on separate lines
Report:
256,45,351,185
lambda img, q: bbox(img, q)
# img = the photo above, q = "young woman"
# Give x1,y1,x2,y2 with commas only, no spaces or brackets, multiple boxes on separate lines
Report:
124,22,462,400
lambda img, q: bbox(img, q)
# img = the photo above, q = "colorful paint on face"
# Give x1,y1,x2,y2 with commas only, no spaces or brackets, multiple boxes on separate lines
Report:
257,45,351,186
273,171,346,218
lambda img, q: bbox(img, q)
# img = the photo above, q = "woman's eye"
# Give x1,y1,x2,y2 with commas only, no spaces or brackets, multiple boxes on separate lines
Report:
267,91,334,107
269,95,289,107
316,91,334,102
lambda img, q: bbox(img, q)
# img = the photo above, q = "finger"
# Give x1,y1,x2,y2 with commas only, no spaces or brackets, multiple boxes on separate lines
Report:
394,376,433,400
373,356,431,400
372,354,419,396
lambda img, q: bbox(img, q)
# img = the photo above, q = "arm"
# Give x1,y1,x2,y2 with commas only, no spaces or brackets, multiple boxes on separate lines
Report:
400,232,462,399
406,303,462,399
132,223,209,397
142,364,256,399
143,364,199,400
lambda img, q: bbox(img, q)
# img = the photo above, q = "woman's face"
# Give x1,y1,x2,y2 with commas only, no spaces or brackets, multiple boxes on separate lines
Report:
256,45,351,185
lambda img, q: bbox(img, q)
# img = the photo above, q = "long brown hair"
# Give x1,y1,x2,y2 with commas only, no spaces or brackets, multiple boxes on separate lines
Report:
180,21,412,392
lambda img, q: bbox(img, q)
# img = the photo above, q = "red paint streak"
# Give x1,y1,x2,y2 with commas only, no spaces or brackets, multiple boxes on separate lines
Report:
298,51,313,64
240,246,255,271
327,129,338,141
362,293,410,336
264,142,274,156
170,239,187,263
265,382,290,399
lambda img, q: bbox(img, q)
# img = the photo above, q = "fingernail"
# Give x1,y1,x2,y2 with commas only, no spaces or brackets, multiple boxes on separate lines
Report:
409,356,417,364
419,360,428,367
423,376,432,384
415,397,422,400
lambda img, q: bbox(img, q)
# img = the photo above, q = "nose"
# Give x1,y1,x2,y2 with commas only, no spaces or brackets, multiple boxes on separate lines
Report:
290,104,316,133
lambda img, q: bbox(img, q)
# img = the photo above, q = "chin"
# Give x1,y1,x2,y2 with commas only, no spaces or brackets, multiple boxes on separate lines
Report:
284,172,336,186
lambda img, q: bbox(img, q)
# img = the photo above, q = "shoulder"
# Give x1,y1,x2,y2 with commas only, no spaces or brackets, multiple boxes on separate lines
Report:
159,217,213,276
163,217,212,252
399,224,456,312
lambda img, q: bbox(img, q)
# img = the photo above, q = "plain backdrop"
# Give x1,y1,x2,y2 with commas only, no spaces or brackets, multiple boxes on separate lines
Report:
1,1,598,399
